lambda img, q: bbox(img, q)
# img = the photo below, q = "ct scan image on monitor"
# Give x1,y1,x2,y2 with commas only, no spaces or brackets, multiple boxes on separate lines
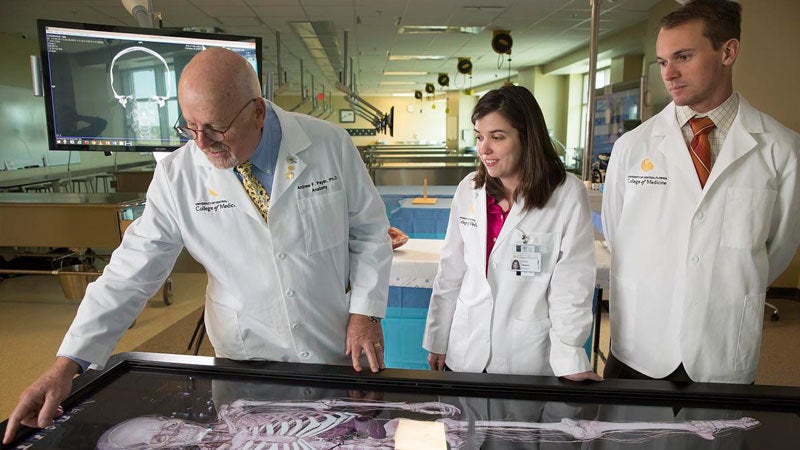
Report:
38,19,262,153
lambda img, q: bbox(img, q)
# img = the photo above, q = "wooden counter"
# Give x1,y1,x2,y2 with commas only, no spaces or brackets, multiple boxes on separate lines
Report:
0,192,144,249
0,161,153,193
114,167,155,193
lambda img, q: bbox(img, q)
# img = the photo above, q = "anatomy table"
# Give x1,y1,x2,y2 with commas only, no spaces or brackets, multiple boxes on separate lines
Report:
2,352,798,449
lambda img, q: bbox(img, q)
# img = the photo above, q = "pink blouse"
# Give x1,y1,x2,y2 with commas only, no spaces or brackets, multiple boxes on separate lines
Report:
486,195,508,273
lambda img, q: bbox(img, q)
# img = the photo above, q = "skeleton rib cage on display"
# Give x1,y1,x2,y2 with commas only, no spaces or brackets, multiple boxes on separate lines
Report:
95,398,760,449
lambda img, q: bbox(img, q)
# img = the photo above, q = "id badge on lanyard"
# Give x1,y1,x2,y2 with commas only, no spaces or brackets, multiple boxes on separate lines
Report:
510,240,541,277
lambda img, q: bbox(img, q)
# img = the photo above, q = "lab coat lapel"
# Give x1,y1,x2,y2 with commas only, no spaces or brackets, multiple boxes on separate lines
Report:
473,186,488,268
197,148,266,224
492,197,525,258
269,103,310,206
705,98,760,190
653,104,705,197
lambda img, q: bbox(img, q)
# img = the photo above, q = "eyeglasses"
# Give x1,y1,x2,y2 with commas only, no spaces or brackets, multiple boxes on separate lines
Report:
174,98,259,142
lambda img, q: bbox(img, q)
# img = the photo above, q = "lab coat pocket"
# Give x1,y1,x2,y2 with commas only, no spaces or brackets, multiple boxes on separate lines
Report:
204,299,244,358
510,317,552,375
735,293,765,371
298,189,346,255
721,188,777,250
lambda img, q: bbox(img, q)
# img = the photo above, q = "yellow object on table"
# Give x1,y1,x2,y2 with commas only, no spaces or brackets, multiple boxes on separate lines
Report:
412,178,437,205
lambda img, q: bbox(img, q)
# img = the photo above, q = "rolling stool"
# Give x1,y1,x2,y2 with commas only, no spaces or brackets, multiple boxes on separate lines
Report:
95,174,115,193
71,177,95,193
766,302,780,321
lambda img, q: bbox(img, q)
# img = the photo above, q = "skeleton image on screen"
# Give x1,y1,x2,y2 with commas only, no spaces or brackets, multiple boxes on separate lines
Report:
108,46,172,140
95,398,759,449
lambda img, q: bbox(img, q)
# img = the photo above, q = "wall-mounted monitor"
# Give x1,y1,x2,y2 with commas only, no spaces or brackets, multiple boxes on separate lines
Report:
37,19,262,153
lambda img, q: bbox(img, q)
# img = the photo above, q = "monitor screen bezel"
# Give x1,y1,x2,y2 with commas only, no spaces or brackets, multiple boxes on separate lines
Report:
37,19,263,153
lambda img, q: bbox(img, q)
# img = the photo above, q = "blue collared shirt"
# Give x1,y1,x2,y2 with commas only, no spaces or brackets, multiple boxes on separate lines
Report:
234,101,283,194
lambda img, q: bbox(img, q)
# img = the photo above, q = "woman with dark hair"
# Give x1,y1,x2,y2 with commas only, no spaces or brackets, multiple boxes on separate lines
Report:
423,85,600,380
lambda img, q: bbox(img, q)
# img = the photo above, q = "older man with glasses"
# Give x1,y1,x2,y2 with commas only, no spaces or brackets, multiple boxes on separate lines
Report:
4,47,392,445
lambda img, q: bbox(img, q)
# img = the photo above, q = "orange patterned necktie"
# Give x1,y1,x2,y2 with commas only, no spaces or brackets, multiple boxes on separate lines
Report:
234,161,270,221
688,116,716,188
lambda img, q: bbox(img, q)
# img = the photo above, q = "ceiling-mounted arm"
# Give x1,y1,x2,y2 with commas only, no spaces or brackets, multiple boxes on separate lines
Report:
336,82,383,118
342,30,349,87
122,0,154,28
319,89,333,120
273,81,290,98
264,72,274,102
306,73,318,115
271,32,290,99
350,57,356,92
312,84,327,117
336,30,391,134
352,109,379,126
345,97,380,123
276,31,283,92
339,84,394,135
289,60,310,111
270,31,292,98
353,107,379,125
352,103,380,123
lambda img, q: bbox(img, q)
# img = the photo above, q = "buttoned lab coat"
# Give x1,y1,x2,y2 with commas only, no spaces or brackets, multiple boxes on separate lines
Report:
602,96,800,383
58,102,392,368
423,173,596,376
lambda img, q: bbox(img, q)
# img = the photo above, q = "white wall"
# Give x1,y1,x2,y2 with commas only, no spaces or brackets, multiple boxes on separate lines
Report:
0,32,154,184
273,93,447,148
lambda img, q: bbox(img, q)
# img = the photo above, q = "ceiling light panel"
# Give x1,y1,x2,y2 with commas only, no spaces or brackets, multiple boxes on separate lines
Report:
388,55,448,61
383,71,429,76
398,25,486,35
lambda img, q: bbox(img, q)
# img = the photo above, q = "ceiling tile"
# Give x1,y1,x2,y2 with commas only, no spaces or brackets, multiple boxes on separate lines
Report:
6,0,664,95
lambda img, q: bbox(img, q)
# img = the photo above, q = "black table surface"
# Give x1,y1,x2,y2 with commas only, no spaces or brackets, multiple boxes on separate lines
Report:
3,352,799,449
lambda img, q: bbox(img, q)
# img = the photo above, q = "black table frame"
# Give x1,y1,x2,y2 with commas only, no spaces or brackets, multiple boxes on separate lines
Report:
3,351,800,446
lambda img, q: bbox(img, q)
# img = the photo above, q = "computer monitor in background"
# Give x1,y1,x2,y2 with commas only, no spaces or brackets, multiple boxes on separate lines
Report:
37,19,262,153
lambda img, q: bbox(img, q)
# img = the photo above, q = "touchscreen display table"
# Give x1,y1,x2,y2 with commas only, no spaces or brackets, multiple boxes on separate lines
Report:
2,352,799,449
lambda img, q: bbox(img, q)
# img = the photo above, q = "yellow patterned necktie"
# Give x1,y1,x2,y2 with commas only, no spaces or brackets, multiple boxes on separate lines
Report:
234,161,270,221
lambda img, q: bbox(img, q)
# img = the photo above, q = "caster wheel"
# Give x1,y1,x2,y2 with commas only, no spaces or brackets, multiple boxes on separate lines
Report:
163,278,174,305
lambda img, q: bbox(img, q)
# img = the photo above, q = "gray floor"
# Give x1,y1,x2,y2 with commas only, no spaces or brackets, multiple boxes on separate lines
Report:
0,271,207,419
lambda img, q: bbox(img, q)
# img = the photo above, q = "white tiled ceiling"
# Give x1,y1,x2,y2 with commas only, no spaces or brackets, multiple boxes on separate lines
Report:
0,0,664,95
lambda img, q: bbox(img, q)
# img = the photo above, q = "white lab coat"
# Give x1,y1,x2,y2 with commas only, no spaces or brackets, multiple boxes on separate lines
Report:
423,172,595,376
602,95,800,383
58,102,392,368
